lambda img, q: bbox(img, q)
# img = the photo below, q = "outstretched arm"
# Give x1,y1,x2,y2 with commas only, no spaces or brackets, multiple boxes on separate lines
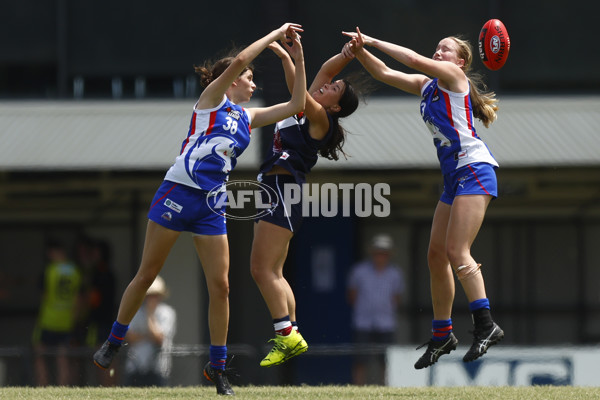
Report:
299,43,356,140
308,46,354,94
342,27,428,96
344,27,467,94
269,39,355,96
268,41,296,94
197,23,303,109
249,32,306,129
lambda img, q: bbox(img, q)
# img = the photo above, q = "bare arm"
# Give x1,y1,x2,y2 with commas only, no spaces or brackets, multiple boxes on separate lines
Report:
272,41,356,140
197,23,303,110
270,40,354,96
268,41,296,94
301,44,356,140
308,50,354,94
343,28,429,96
248,33,306,129
345,27,469,94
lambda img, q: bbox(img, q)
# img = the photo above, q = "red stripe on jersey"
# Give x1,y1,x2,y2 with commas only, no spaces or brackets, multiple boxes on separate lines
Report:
150,183,179,209
180,113,198,154
205,109,217,135
242,107,252,136
180,109,218,154
442,91,460,140
463,94,476,137
467,164,491,195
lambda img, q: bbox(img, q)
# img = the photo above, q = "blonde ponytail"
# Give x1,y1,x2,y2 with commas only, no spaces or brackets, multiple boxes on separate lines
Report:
450,36,499,128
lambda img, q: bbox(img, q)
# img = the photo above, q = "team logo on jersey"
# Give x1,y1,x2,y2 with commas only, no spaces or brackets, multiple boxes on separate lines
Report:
428,122,451,147
432,88,440,102
184,134,238,186
226,107,242,120
161,211,173,222
164,198,183,213
279,152,290,160
454,150,468,161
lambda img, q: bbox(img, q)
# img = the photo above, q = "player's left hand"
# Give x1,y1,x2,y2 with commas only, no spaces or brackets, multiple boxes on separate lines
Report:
341,41,355,59
286,31,303,61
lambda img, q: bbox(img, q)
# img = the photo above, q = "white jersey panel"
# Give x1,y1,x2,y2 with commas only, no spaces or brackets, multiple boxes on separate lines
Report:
164,96,252,191
420,79,498,174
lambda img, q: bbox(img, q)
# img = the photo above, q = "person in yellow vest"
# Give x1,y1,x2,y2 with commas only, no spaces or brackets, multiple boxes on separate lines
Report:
32,240,84,386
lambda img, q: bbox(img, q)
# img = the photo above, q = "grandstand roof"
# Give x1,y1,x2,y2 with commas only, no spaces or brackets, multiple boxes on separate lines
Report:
1,96,599,171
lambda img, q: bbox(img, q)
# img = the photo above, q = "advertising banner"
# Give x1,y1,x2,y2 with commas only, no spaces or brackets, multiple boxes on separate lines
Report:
387,346,600,387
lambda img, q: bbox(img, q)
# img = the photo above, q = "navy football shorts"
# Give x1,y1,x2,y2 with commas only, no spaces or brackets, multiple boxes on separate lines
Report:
255,174,303,233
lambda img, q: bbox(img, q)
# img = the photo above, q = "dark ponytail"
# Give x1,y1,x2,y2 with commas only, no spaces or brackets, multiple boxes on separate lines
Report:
319,79,359,161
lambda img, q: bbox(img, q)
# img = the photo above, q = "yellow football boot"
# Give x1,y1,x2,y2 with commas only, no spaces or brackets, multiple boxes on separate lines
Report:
260,329,308,367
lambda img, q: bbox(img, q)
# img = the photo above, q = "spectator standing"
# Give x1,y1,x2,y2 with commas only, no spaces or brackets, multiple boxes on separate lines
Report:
124,275,176,387
32,240,84,386
347,234,405,385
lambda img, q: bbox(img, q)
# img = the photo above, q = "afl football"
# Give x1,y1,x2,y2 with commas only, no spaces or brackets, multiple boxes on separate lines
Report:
478,19,510,70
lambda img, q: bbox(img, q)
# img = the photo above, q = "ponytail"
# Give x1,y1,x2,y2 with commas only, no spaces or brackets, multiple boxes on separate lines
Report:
194,53,253,88
450,36,498,128
319,79,359,160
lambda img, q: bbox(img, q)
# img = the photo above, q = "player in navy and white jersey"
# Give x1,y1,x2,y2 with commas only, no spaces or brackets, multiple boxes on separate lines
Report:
344,28,504,369
93,23,307,396
250,41,360,368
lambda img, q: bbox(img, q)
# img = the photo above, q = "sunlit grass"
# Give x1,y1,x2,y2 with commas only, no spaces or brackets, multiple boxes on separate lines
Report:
1,385,600,400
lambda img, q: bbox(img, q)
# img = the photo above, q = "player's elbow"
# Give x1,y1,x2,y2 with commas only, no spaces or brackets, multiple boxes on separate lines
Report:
289,98,305,115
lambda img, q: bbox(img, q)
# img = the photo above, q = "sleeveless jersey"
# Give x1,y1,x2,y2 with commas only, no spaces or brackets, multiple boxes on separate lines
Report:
420,78,498,175
38,261,82,332
164,96,252,191
259,112,333,184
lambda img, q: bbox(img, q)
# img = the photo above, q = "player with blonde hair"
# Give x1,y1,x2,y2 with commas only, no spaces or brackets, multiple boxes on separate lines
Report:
343,27,504,369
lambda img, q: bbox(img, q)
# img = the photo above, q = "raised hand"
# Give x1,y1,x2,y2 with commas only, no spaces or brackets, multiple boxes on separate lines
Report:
277,23,303,43
268,41,289,59
341,41,355,59
342,27,372,48
285,31,303,61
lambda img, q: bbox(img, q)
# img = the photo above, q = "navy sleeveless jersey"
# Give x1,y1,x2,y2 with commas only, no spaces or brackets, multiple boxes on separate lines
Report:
259,112,333,183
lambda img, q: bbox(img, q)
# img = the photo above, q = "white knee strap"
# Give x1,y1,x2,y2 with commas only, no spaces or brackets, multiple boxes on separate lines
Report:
456,263,482,281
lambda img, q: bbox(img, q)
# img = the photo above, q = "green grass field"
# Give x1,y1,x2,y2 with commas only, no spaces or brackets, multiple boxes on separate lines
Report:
1,386,600,400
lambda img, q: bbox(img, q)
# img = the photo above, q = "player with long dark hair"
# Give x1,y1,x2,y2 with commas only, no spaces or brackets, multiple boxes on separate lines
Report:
251,41,360,367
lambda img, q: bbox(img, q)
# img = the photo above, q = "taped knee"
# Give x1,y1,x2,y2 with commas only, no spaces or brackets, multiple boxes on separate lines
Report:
455,263,482,281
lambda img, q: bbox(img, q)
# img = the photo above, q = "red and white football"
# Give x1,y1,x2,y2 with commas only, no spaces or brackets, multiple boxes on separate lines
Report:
478,19,511,71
